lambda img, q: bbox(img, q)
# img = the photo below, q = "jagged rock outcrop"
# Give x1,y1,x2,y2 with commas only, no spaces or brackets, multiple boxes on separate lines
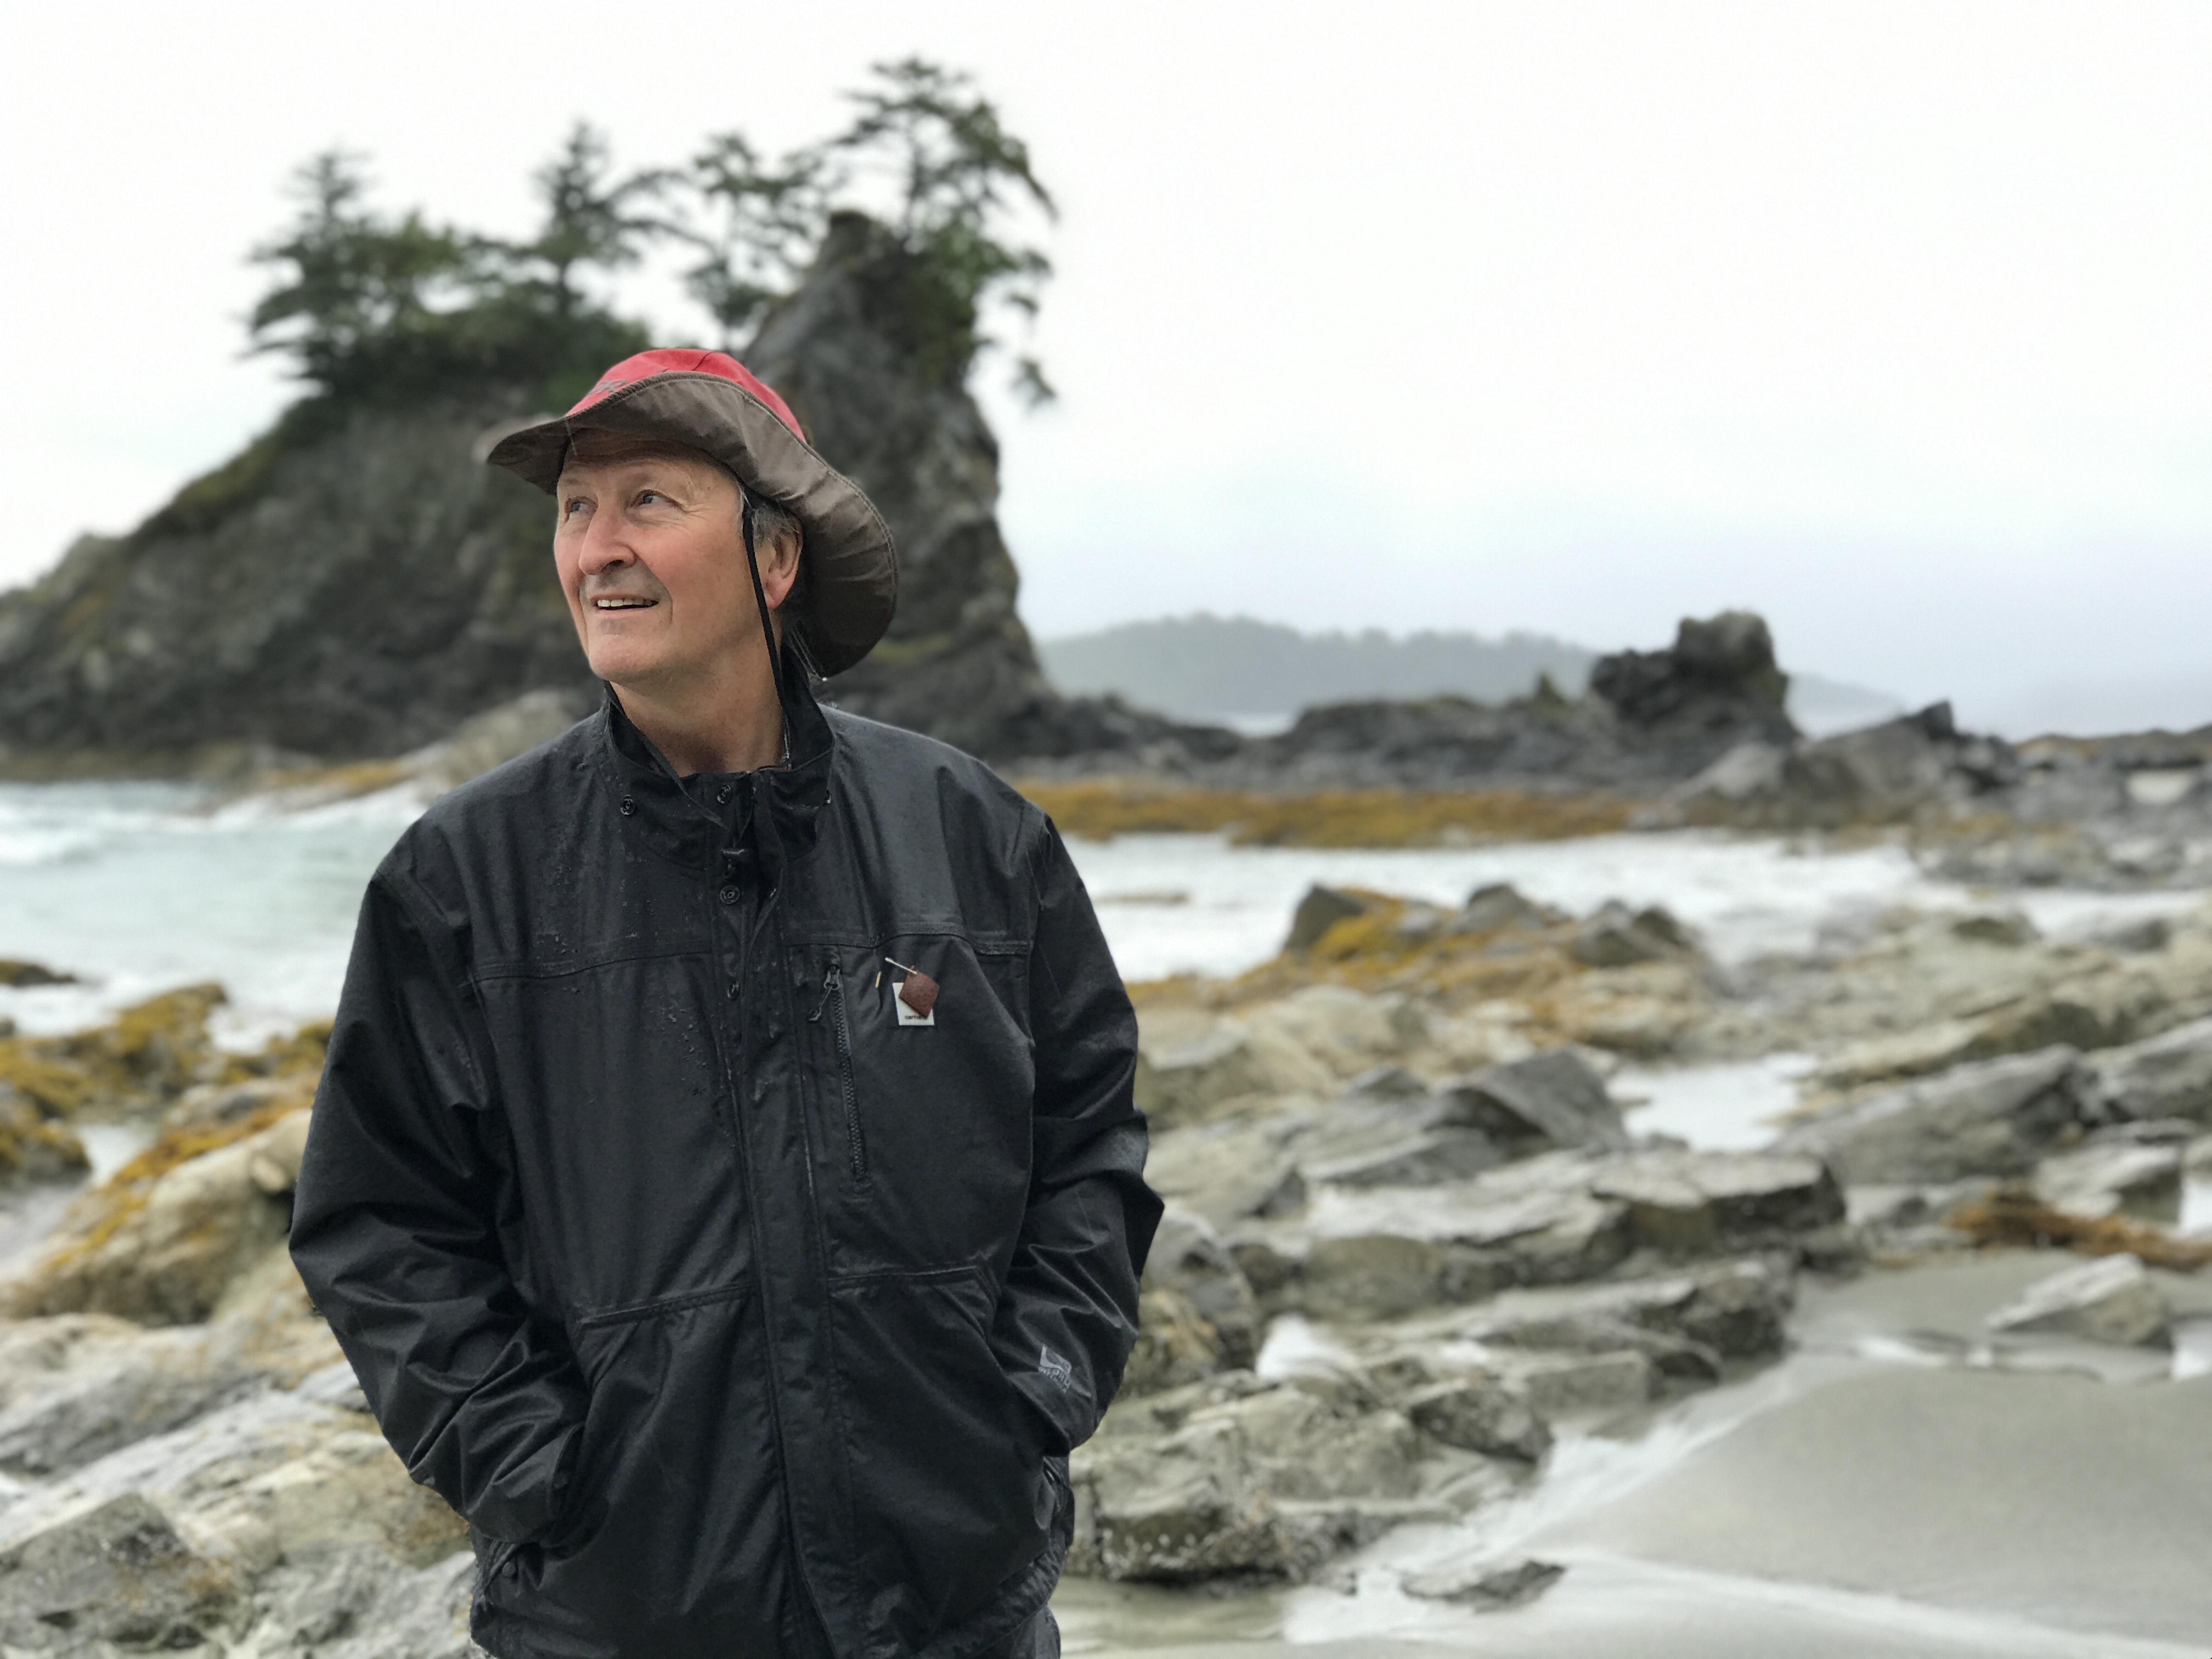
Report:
0,397,589,771
0,212,1208,776
1589,610,1793,749
1669,701,2022,828
748,213,1214,761
1146,611,1805,791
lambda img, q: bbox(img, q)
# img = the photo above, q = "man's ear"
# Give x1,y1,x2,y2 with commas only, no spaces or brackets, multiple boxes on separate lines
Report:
759,531,803,613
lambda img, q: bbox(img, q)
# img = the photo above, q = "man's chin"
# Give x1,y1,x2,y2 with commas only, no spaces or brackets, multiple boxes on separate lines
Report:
585,651,665,690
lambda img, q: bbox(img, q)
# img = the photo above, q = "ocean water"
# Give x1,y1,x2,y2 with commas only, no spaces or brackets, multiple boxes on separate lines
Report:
0,782,2198,1049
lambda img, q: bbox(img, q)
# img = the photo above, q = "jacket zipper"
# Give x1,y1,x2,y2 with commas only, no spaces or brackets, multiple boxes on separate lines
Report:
807,963,867,1181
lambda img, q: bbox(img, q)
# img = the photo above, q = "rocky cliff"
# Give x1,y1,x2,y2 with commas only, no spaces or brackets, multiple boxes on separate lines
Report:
0,213,1186,776
0,396,585,772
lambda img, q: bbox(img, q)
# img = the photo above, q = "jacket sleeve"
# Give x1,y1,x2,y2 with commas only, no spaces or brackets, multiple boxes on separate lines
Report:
990,820,1164,1455
290,862,590,1546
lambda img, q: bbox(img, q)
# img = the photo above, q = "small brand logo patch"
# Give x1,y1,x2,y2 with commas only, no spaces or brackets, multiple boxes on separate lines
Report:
893,981,935,1026
886,958,939,1025
1039,1345,1074,1388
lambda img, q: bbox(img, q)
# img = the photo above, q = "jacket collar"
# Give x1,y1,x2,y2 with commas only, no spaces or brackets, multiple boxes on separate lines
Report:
594,658,834,877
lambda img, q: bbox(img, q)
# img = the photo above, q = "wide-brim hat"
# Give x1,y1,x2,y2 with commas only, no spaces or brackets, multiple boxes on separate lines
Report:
483,348,897,677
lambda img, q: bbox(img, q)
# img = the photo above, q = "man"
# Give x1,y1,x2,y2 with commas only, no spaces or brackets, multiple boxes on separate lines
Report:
291,348,1160,1659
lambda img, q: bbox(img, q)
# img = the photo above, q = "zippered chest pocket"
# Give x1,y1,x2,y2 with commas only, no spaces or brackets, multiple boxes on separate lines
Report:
808,963,867,1181
795,939,1037,1274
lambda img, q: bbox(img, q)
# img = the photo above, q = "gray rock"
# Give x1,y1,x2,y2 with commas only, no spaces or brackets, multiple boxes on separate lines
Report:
1143,1211,1263,1369
1402,1378,1553,1463
1446,1051,1630,1154
1572,901,1699,968
1402,1556,1566,1610
160,1075,315,1136
1775,1047,2095,1183
1950,909,2039,946
1286,885,1375,953
1667,701,2044,832
1454,883,1557,936
2096,1017,2212,1124
0,1317,263,1476
6,1108,304,1324
0,960,76,989
1144,1120,1308,1226
1125,1287,1236,1396
1299,1235,1455,1322
1987,1253,2170,1347
253,1546,483,1658
1469,1260,1795,1364
1136,1029,1268,1127
1587,612,1795,755
1069,1379,1422,1582
1962,972,2172,1065
2032,1132,2183,1221
1337,1064,1431,1104
0,1090,87,1186
1306,1128,1505,1190
1504,1348,1657,1417
1589,1148,1844,1254
1678,741,1790,805
1166,608,1799,794
1498,1314,1723,1385
2096,916,2173,954
1300,1152,1643,1296
0,1492,237,1651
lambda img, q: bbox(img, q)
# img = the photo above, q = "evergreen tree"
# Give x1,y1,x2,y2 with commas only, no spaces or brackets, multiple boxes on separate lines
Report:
676,134,827,349
822,58,1058,400
509,122,670,320
247,152,473,396
242,67,1053,411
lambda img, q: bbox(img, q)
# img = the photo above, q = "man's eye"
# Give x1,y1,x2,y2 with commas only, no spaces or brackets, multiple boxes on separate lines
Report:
561,498,588,518
636,490,666,507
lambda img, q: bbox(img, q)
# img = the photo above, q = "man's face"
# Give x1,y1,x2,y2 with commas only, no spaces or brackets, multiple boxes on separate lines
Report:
552,438,782,696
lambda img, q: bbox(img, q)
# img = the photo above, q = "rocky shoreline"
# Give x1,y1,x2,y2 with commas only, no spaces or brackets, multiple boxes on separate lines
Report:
2,848,2211,1651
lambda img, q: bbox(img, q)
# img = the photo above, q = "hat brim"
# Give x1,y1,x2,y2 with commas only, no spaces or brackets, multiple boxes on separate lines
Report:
484,372,898,679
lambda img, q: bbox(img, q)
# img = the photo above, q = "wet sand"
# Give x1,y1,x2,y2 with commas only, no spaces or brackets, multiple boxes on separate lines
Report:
1056,1251,2212,1656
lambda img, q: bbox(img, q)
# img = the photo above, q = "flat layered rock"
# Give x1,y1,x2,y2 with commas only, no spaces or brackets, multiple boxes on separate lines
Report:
1141,1210,1263,1370
1069,1378,1424,1582
1776,1047,2095,1183
1460,1259,1796,1363
5,1107,308,1325
2032,1131,2185,1221
1591,1148,1844,1254
0,1316,270,1477
2096,1015,2212,1124
0,1492,238,1652
1401,1376,1553,1463
1304,1127,1505,1190
1987,1252,2170,1347
1444,1051,1630,1154
1401,1556,1566,1610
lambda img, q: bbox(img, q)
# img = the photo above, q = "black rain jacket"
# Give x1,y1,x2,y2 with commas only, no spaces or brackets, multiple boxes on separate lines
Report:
290,673,1160,1659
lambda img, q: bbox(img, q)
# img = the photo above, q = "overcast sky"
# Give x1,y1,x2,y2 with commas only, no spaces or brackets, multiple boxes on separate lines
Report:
5,2,2208,733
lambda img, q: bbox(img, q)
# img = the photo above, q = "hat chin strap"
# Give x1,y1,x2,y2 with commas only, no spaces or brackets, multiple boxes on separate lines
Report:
738,493,792,767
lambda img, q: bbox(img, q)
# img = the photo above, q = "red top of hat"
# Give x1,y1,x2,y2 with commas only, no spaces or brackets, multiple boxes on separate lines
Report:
568,348,803,439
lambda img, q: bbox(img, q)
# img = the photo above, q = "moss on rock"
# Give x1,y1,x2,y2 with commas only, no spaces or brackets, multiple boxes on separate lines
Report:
1017,780,1636,850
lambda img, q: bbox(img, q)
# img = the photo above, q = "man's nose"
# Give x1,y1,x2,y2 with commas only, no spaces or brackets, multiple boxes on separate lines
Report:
575,512,634,575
